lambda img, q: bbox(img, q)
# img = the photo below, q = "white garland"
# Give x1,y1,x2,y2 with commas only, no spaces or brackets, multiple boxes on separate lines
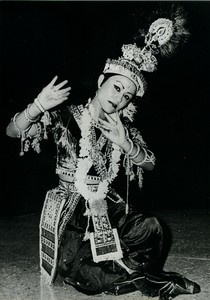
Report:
74,106,121,203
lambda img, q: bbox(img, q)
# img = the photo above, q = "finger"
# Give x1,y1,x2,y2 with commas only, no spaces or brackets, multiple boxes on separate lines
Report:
116,112,121,122
53,80,68,91
97,122,111,131
56,92,70,99
60,92,70,97
104,112,117,125
98,126,110,138
47,76,58,88
98,127,117,144
56,87,71,94
59,97,68,101
98,118,112,129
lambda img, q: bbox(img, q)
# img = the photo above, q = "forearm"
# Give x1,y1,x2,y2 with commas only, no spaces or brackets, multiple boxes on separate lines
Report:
6,101,43,138
121,138,155,171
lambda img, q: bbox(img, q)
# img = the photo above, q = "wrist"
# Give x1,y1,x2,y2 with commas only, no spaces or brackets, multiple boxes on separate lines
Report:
34,97,46,113
121,138,133,154
130,143,141,160
24,104,40,123
28,102,42,117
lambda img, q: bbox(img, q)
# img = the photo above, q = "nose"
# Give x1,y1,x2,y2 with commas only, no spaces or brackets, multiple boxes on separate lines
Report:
113,92,124,104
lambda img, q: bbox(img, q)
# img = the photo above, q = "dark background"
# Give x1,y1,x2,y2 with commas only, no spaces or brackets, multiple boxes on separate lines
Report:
0,1,209,216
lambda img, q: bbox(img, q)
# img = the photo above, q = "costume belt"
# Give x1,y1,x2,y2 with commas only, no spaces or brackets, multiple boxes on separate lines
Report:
56,168,101,185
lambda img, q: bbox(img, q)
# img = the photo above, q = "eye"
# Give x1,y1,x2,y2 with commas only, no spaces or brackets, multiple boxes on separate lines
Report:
114,84,120,92
124,94,131,101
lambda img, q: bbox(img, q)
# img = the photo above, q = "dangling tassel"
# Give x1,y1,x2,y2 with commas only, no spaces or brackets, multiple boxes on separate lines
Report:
125,173,129,215
20,134,26,156
12,112,31,156
137,166,144,189
83,215,91,241
83,199,91,241
123,154,131,215
41,111,51,140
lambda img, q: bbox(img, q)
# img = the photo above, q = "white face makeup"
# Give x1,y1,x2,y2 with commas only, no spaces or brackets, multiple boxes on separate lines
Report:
97,74,137,114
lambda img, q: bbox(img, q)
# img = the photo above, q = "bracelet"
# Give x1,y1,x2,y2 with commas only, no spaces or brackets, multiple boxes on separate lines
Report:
132,147,147,166
34,97,45,113
12,113,31,135
12,113,32,156
126,138,134,156
24,104,40,123
130,143,141,160
35,122,42,136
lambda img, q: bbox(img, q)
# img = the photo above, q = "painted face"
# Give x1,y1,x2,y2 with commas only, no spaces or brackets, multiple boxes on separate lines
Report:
97,75,137,114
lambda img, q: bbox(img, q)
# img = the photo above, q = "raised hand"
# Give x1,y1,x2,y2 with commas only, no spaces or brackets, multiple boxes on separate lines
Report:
98,112,127,148
37,76,71,111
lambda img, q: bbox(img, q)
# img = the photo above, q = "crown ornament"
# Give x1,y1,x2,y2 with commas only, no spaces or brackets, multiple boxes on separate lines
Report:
103,9,189,97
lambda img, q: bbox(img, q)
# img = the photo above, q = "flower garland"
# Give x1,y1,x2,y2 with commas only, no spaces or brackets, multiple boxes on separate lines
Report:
74,106,121,203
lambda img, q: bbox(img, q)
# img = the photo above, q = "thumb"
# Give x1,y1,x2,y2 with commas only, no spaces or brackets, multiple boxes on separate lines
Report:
116,112,120,122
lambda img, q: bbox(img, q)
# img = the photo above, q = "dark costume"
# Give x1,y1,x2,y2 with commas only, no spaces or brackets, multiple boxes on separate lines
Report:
10,6,201,298
19,104,200,299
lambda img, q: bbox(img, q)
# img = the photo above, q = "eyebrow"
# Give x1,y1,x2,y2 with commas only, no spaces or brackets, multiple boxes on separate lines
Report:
116,80,125,89
116,80,134,96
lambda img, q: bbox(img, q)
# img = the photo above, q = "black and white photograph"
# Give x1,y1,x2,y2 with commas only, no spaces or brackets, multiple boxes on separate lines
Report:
0,1,209,299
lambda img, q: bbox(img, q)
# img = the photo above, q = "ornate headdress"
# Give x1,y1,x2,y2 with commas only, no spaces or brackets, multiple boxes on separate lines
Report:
103,6,189,97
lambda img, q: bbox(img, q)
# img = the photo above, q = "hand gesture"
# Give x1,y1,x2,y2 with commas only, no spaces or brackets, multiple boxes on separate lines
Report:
37,76,71,111
98,112,127,148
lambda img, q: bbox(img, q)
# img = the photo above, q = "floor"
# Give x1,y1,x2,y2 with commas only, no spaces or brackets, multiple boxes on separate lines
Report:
0,209,209,300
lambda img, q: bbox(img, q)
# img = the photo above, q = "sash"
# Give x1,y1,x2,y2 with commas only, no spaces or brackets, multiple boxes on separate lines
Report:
90,212,123,263
72,105,123,263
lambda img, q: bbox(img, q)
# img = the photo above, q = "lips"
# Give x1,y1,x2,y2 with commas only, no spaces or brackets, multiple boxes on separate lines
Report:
108,101,117,109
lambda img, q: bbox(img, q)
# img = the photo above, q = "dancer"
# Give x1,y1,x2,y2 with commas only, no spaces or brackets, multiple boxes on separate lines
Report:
6,6,200,299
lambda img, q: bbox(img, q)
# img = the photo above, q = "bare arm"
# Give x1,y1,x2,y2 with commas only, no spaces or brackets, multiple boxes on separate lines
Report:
6,76,71,138
119,137,155,171
98,112,155,171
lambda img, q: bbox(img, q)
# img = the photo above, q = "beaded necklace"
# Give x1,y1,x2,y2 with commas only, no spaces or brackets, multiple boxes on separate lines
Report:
74,105,121,203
